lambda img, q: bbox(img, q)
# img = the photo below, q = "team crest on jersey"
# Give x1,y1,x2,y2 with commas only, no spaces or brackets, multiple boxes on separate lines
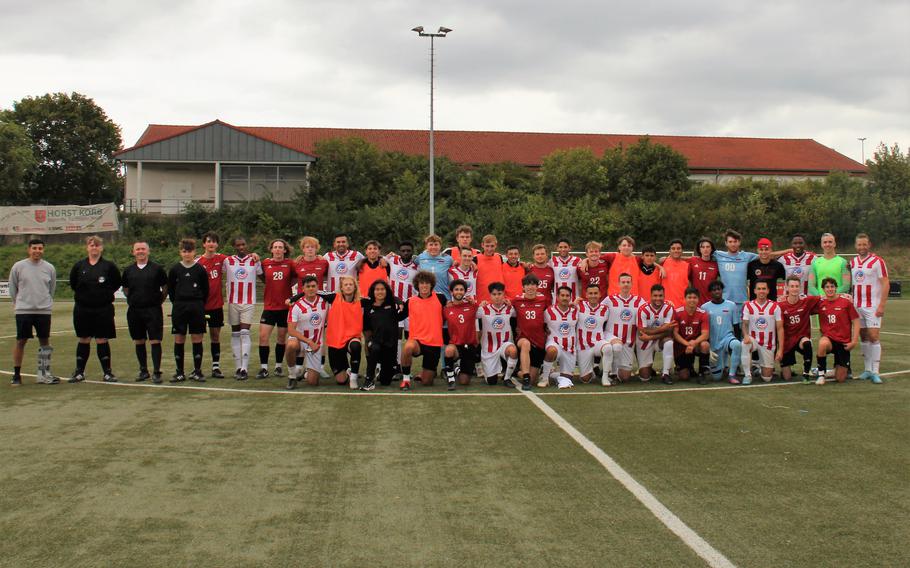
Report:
492,316,506,330
236,267,248,279
559,323,571,335
396,268,410,280
792,267,803,276
559,268,571,279
754,269,762,276
309,313,322,326
755,316,769,331
336,262,347,274
584,316,598,330
854,270,866,283
620,308,633,322
98,276,105,283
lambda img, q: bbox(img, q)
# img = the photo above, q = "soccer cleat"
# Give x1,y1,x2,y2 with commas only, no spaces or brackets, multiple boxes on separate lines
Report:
447,379,456,391
210,368,224,379
856,371,872,381
102,373,118,383
399,378,411,391
485,375,499,386
662,374,674,385
521,377,532,391
601,374,613,387
11,376,22,386
537,376,550,388
503,376,515,388
802,376,811,385
37,375,60,385
255,368,270,379
273,365,283,377
815,376,826,385
189,370,206,382
742,376,752,386
728,376,740,385
170,373,186,383
392,372,404,384
69,370,85,384
360,378,376,391
137,370,150,382
870,374,883,384
152,372,163,384
233,368,242,379
286,378,297,390
238,369,249,381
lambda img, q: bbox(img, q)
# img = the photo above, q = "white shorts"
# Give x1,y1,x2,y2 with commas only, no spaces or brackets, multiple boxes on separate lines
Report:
856,306,881,329
291,339,323,373
577,340,609,376
228,304,255,326
614,343,635,371
744,341,775,368
636,341,661,368
398,317,410,331
481,341,515,377
545,341,577,374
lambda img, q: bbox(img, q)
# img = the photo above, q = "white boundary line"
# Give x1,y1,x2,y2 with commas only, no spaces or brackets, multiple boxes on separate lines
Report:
522,390,737,568
881,331,910,337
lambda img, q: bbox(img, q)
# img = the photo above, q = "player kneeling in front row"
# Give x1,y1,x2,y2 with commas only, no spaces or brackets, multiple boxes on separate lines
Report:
701,281,743,384
814,277,860,385
778,275,820,384
443,279,480,390
362,280,406,390
636,284,677,385
576,283,612,386
476,282,520,388
511,274,549,389
541,286,579,389
740,281,784,384
672,288,712,384
399,272,448,390
285,276,328,389
168,239,210,383
602,273,644,384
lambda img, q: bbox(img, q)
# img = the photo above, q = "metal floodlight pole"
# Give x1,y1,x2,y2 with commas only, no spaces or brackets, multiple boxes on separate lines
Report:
857,137,867,164
412,26,452,236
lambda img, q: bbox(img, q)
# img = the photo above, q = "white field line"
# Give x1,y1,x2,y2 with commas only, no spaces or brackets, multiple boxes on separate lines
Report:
0,325,130,341
522,390,737,568
881,331,910,337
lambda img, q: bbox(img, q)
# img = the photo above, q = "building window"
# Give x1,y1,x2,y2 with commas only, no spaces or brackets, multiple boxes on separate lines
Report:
220,164,307,202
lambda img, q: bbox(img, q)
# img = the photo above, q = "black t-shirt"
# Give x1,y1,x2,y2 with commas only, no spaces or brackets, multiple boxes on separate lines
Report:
168,263,209,303
69,257,121,308
122,262,167,308
747,259,786,300
363,299,406,347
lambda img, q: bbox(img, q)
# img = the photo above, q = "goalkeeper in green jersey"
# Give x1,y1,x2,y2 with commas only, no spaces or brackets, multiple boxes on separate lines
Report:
808,233,851,296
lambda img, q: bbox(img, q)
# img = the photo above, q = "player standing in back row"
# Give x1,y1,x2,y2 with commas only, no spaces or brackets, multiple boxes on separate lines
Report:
168,239,209,383
196,232,228,378
850,233,889,384
224,236,261,380
324,233,364,293
258,239,296,379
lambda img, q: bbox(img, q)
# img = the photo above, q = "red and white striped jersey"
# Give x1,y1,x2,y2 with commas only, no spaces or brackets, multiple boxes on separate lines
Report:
324,250,364,292
387,255,419,301
549,255,582,301
778,251,816,294
448,265,479,299
576,301,609,349
636,301,674,349
288,296,328,347
476,303,515,353
602,294,645,346
850,254,888,308
224,255,261,305
544,305,579,353
742,299,782,350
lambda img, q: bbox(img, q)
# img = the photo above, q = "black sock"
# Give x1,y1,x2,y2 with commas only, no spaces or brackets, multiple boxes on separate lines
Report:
14,366,21,378
76,343,90,372
151,343,162,372
210,342,221,366
816,355,827,374
175,342,185,374
349,341,362,373
192,342,203,373
275,343,285,365
801,341,813,373
698,353,709,372
733,323,742,340
259,345,269,367
296,356,304,367
135,343,148,371
444,356,456,373
97,343,112,374
402,365,411,376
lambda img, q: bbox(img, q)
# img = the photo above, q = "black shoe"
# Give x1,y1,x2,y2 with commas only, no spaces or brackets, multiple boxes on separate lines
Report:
503,376,515,388
152,372,163,384
137,369,150,382
189,370,206,382
286,378,298,390
273,366,283,377
661,374,674,385
485,375,498,386
255,368,269,379
210,368,224,379
11,376,22,386
447,380,456,391
360,378,376,391
102,373,118,383
170,373,186,383
69,370,85,383
238,369,248,381
392,372,404,383
522,377,532,391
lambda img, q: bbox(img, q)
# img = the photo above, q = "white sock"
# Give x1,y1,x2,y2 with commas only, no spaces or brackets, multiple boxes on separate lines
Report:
860,341,871,372
397,341,403,365
231,332,242,370
600,344,612,382
504,357,518,382
610,343,623,375
288,365,298,378
869,342,881,374
661,341,674,375
541,360,554,380
741,343,753,377
239,329,251,371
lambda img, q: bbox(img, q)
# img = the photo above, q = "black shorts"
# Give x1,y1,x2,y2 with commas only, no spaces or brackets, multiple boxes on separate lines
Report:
15,314,51,340
829,340,851,368
260,309,289,328
674,353,696,372
73,304,116,339
172,302,206,336
530,345,545,368
127,306,164,341
328,339,361,374
415,341,441,372
205,308,224,329
781,340,811,368
453,344,480,372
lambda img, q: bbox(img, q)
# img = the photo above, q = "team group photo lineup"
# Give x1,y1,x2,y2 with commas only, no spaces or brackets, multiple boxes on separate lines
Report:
9,224,890,392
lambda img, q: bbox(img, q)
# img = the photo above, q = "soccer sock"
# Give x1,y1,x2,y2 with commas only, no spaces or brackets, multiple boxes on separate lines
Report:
541,360,554,381
96,343,112,374
210,342,221,367
444,355,456,373
661,341,674,375
504,357,518,382
135,343,148,371
13,366,21,378
733,323,742,340
296,355,304,367
349,341,362,375
729,339,742,376
869,342,881,374
816,355,827,374
741,344,753,377
611,343,623,375
698,352,709,373
801,341,813,373
230,332,241,370
259,345,270,369
76,342,90,372
600,344,614,379
275,343,285,367
174,342,185,374
401,365,411,380
239,329,251,371
151,343,162,373
192,342,203,373
397,341,403,365
860,341,871,372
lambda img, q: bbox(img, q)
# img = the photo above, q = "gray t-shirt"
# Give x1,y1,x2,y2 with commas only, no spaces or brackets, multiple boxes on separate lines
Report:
9,258,56,314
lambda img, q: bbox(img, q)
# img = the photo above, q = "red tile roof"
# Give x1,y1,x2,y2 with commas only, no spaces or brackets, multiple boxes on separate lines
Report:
118,120,866,175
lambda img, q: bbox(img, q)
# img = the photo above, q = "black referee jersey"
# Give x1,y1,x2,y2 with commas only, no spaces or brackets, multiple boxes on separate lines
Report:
122,262,167,307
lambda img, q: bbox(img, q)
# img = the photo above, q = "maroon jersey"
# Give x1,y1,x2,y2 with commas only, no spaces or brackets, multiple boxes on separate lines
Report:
779,295,821,352
444,301,479,346
295,257,329,290
529,265,555,304
673,307,709,351
512,293,549,349
261,258,296,310
196,253,228,311
688,256,719,304
816,297,859,344
578,261,610,299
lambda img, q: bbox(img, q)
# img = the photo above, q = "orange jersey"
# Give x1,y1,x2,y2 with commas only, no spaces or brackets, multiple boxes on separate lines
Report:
325,298,363,349
407,294,444,347
638,266,662,300
662,257,691,308
475,253,505,303
502,261,526,298
358,261,388,296
606,253,640,296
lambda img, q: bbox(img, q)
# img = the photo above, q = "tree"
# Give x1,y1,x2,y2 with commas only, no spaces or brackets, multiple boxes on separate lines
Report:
615,137,690,203
2,92,123,205
539,147,610,202
0,119,37,204
867,143,910,199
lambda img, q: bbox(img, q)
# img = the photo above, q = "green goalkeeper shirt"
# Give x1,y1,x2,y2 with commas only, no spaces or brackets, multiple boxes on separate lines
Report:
809,255,850,296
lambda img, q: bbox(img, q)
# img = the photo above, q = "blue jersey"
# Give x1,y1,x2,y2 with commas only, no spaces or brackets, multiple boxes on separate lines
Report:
714,250,758,306
701,299,738,349
416,251,454,298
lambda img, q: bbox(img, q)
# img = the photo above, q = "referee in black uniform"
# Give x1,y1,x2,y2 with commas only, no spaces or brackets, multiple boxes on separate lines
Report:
168,238,209,382
121,241,168,383
69,235,122,383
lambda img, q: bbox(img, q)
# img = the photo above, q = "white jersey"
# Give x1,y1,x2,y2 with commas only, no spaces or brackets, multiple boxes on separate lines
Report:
386,255,419,301
224,255,261,305
288,296,328,346
602,294,646,346
545,305,579,352
324,250,364,293
549,255,582,301
778,251,816,294
476,303,515,354
576,301,609,349
742,299,782,350
850,254,888,309
448,265,479,299
636,302,674,349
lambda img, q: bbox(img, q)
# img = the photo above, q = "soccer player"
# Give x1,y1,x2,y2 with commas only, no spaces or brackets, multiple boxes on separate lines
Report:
576,283,612,386
550,238,582,301
9,239,57,385
740,281,784,384
444,224,480,263
362,280,405,390
527,244,556,304
502,245,526,298
285,276,328,389
68,235,121,383
672,288,712,384
386,240,420,370
661,239,691,307
320,276,365,389
257,239,296,379
415,234,454,298
475,235,505,304
448,247,479,299
399,271,448,389
814,277,860,385
512,274,550,389
689,237,719,305
356,240,389,294
747,238,787,301
224,236,262,380
638,245,662,299
701,281,743,384
324,233,364,293
541,286,579,389
121,241,167,383
714,229,759,335
778,276,820,383
294,236,329,290
637,284,677,385
850,233,889,384
808,233,850,296
577,241,610,299
476,282,519,387
778,234,816,294
167,239,209,383
602,273,645,384
443,279,480,390
606,236,642,296
196,232,229,377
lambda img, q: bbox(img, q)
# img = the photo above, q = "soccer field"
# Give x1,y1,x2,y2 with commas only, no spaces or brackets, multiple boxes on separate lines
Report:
1,301,908,567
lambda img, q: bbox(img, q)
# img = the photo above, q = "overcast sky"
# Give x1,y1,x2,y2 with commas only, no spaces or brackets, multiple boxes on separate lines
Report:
2,0,907,162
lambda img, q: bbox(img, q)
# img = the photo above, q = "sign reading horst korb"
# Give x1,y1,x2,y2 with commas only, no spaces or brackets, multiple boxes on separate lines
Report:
0,203,119,235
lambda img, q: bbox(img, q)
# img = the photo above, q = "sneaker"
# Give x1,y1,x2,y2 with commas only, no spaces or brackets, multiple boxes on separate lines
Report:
153,372,163,384
210,368,224,379
537,377,549,388
233,368,242,379
360,378,376,391
170,373,186,383
742,376,752,386
255,368,270,379
102,373,118,383
662,374,674,385
392,372,404,384
870,374,883,384
399,378,411,391
137,369,150,382
286,378,298,390
238,369,248,381
37,375,60,385
503,376,516,388
189,370,206,382
856,371,872,381
521,377,532,391
69,370,85,384
816,375,826,385
273,366,283,377
11,376,22,386
728,376,740,385
447,379,456,391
